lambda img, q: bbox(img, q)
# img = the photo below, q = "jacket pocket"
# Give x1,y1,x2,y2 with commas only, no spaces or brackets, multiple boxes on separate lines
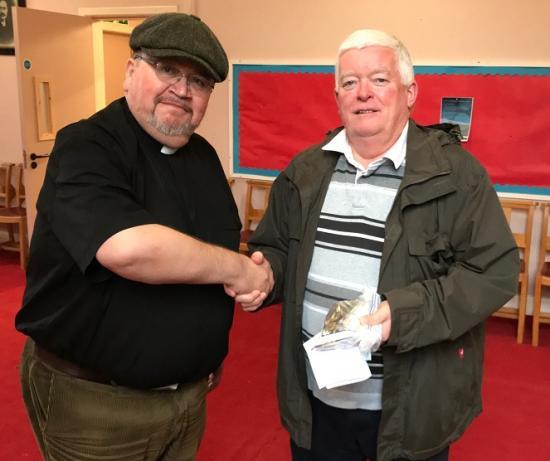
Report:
401,330,480,452
408,233,455,280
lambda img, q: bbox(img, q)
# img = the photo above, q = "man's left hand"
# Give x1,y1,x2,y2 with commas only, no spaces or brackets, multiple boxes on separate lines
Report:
361,300,392,342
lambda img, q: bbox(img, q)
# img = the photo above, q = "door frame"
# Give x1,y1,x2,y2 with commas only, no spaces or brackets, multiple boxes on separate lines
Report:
91,21,132,111
77,5,183,18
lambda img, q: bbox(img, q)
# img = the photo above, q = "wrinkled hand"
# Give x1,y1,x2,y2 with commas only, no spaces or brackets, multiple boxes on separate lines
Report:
224,251,273,311
207,364,223,392
360,300,392,342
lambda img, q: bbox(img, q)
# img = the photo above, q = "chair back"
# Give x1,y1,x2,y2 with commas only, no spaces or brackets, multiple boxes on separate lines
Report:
537,202,550,273
12,164,26,208
243,179,272,232
0,163,15,207
495,198,536,343
0,163,28,268
499,198,536,271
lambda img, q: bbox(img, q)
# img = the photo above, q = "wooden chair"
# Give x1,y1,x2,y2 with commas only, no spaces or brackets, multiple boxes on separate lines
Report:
493,198,536,343
239,179,272,253
532,202,550,346
0,163,15,207
0,163,16,243
0,164,29,269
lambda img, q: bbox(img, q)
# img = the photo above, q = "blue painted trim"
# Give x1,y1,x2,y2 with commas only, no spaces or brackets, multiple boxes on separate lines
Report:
234,64,334,74
232,166,280,177
232,66,240,177
414,66,550,76
494,184,550,196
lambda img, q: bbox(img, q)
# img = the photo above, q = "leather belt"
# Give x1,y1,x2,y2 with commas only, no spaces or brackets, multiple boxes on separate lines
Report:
35,345,113,385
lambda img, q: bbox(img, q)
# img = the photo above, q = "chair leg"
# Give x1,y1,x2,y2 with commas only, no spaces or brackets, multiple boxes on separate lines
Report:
532,278,542,347
18,220,28,270
516,279,527,344
8,223,15,243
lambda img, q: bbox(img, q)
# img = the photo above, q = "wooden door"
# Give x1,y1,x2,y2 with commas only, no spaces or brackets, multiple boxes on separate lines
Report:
13,7,96,236
92,20,133,110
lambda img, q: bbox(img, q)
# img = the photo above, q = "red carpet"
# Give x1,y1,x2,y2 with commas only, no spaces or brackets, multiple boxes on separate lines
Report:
1,248,550,460
0,250,40,460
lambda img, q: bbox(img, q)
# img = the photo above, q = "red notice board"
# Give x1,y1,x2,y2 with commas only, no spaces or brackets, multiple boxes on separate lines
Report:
232,64,550,196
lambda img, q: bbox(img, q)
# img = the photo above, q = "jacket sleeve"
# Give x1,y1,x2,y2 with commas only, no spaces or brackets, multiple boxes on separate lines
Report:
383,165,520,352
247,172,296,306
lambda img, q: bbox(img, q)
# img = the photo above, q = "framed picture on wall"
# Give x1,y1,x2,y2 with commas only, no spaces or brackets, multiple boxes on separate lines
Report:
0,0,26,55
440,97,474,142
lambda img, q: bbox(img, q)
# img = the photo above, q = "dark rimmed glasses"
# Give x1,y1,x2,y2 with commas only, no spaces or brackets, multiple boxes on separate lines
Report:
134,54,215,95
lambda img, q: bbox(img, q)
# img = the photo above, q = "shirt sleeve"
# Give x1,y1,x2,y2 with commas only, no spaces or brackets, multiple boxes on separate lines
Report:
38,121,156,274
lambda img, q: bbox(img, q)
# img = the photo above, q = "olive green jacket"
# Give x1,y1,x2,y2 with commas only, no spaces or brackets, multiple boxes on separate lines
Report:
249,121,519,460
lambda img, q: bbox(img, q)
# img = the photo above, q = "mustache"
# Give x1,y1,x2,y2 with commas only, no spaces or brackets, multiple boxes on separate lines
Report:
154,96,193,113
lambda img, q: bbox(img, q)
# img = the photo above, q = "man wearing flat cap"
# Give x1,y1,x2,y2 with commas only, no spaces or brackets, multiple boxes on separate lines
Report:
16,13,273,461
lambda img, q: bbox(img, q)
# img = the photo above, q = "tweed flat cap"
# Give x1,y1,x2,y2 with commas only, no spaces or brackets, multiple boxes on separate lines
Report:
130,13,228,82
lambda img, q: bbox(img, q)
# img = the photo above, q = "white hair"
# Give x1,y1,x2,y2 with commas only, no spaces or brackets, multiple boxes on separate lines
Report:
335,29,414,88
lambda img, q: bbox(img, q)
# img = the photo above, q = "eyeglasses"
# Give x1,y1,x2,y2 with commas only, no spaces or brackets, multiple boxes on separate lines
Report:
134,55,215,95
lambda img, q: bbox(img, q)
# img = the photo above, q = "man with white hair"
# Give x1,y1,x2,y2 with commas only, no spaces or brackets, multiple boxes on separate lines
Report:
238,29,519,460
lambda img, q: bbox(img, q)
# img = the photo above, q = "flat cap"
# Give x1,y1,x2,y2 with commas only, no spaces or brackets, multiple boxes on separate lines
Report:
130,13,228,82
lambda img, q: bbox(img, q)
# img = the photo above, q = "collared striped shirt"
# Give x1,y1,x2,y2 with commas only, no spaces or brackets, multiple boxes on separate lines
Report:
303,124,407,410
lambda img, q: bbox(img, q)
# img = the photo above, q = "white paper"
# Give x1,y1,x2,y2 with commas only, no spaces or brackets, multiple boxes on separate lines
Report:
304,332,371,389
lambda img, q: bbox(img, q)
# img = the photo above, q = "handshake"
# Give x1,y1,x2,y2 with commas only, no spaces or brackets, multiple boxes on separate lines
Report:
223,251,274,311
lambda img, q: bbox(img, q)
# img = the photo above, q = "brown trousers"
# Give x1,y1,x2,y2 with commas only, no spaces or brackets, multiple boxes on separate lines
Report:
20,339,208,461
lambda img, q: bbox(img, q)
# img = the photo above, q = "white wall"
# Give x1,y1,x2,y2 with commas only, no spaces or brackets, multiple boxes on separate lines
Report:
0,58,23,163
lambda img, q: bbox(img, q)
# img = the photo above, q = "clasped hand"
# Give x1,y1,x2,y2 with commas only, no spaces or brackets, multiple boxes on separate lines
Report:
224,251,273,311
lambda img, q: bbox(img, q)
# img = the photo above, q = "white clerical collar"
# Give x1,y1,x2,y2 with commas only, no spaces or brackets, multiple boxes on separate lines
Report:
322,121,409,172
160,145,178,155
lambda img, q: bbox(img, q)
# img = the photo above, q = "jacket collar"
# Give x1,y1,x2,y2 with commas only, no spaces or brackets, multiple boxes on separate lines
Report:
300,120,454,180
400,120,453,188
397,120,457,209
290,120,457,208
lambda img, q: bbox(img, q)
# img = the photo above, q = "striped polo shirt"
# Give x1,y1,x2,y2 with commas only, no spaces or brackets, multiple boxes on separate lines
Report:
303,123,408,410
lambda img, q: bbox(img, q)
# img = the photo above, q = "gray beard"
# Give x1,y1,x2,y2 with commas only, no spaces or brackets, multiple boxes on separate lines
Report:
146,114,197,137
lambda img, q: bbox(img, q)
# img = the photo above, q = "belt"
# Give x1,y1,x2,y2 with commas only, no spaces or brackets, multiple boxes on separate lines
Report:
35,345,113,385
